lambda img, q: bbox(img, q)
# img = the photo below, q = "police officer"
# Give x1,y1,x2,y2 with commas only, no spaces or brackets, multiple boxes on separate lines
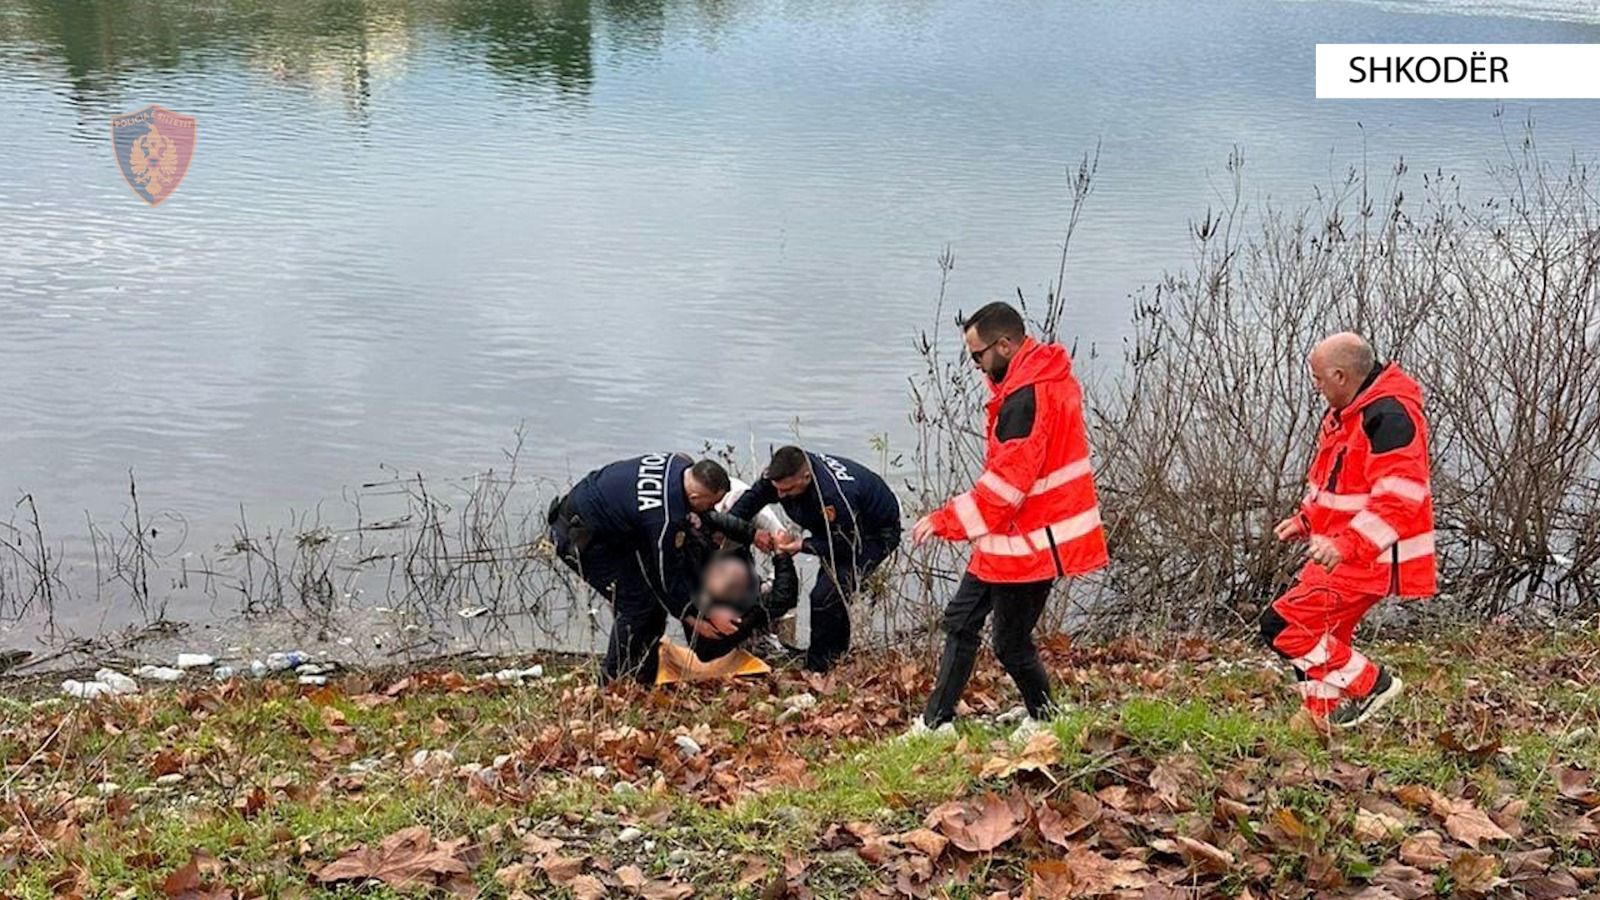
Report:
727,446,902,672
549,453,773,684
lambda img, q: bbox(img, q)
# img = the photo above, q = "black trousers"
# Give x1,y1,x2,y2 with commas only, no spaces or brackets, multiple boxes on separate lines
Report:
923,572,1055,727
550,513,667,685
807,533,896,672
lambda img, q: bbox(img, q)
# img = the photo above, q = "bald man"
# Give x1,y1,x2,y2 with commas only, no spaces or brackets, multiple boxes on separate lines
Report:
1261,333,1437,730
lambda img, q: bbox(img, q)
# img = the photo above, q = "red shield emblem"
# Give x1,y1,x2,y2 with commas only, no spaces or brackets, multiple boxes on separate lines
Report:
111,105,196,206
823,505,837,523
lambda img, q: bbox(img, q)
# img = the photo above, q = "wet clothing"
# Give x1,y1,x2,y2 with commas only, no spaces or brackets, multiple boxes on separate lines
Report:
678,553,800,662
727,450,902,671
923,574,1055,726
925,337,1108,583
549,453,756,684
1263,360,1436,716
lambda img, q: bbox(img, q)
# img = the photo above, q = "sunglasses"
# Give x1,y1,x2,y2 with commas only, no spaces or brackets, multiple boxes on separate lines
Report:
970,339,999,364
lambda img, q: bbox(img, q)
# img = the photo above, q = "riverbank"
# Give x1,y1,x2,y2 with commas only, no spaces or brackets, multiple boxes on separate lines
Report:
4,626,1600,898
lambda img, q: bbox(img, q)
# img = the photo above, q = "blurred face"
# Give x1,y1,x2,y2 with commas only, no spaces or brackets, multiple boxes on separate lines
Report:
701,556,751,606
1308,346,1358,409
964,327,1018,384
773,469,812,499
683,474,725,513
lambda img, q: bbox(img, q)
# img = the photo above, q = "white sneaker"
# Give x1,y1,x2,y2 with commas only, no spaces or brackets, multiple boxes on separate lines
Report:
899,718,957,742
1010,716,1049,744
995,705,1029,726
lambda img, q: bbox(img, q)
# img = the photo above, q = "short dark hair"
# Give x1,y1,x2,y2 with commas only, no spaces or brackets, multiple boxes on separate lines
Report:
963,301,1026,343
689,459,731,494
767,445,808,481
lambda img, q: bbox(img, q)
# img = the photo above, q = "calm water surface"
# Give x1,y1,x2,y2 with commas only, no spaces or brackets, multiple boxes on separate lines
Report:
3,0,1600,639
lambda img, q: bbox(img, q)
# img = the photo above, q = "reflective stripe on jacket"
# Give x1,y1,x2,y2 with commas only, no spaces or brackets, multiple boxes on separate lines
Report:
1300,362,1437,597
928,337,1108,582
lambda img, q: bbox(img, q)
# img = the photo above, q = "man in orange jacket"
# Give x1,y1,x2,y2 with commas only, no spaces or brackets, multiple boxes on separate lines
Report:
1263,332,1436,729
911,301,1109,736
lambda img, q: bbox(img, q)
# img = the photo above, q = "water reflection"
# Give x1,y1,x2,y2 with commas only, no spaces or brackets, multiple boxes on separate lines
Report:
1,0,721,116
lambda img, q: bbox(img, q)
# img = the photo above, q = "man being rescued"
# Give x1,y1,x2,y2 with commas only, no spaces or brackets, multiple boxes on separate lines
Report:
1262,332,1436,730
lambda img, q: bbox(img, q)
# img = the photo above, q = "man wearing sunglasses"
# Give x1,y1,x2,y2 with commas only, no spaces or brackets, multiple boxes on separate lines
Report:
910,301,1108,739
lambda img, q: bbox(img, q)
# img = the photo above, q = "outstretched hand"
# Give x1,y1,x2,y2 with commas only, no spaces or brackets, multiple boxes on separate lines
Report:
912,514,939,545
1274,515,1307,542
753,530,776,553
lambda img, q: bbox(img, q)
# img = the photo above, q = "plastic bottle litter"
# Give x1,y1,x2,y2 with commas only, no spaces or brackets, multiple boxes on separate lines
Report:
61,679,113,699
133,665,185,682
95,668,140,695
212,666,236,681
297,674,328,686
265,651,307,672
176,653,214,669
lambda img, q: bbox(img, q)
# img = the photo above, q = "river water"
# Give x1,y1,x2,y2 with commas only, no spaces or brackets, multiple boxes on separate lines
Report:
3,0,1600,649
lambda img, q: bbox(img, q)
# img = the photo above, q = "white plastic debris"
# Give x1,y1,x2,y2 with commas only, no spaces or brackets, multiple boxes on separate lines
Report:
265,651,307,672
457,606,489,619
95,782,120,797
212,666,236,681
155,773,184,786
248,660,268,679
133,665,185,682
297,674,328,686
586,765,608,780
176,653,214,669
61,679,113,699
784,692,817,711
617,826,643,844
674,735,702,757
95,668,139,695
410,749,454,771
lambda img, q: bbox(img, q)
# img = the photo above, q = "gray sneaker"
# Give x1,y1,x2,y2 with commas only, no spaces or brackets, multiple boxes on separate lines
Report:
899,717,957,742
1329,667,1404,730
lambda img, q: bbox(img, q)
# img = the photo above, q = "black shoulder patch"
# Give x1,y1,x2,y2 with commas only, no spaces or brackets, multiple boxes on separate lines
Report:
995,385,1037,442
1362,397,1416,454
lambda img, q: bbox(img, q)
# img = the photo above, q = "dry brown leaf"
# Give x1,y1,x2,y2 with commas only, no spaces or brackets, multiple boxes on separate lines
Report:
1398,831,1450,870
928,792,1027,853
1174,835,1233,875
315,826,471,890
1448,851,1502,895
535,852,585,885
568,874,607,900
1354,807,1404,843
1445,804,1512,849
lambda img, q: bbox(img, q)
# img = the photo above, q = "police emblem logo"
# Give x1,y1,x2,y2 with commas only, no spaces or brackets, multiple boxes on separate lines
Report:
111,105,197,206
674,531,686,549
824,505,837,522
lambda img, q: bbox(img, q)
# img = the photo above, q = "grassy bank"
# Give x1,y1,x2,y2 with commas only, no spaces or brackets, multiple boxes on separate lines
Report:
3,627,1600,898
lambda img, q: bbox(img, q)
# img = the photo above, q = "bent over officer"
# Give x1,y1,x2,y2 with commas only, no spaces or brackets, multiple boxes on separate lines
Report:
549,452,774,684
727,446,902,672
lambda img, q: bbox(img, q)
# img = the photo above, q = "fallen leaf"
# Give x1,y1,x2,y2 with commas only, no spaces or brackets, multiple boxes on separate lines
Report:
928,792,1027,853
1445,804,1512,849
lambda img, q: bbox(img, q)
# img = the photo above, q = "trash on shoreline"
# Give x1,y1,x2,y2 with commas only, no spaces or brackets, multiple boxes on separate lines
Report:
457,606,490,619
266,651,307,672
61,679,113,699
133,665,185,682
477,665,545,685
297,674,328,686
176,653,214,669
95,668,139,695
212,666,236,681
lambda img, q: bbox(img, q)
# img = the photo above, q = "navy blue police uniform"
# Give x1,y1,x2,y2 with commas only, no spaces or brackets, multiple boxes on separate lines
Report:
727,450,901,671
548,452,707,684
